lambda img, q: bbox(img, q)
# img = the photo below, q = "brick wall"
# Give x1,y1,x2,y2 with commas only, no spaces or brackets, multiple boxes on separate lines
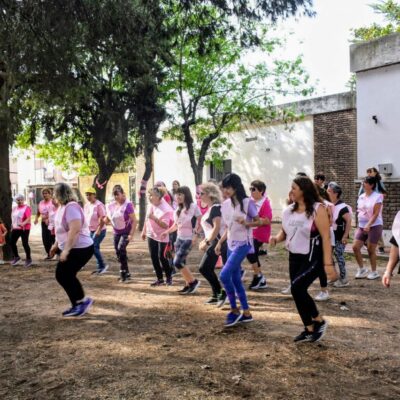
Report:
313,109,357,211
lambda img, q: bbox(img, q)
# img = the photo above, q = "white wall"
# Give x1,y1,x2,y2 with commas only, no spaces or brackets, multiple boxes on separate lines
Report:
153,118,314,218
356,63,400,178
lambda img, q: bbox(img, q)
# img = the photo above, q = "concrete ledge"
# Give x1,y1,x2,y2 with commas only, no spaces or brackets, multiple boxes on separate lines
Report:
350,32,400,73
279,92,356,116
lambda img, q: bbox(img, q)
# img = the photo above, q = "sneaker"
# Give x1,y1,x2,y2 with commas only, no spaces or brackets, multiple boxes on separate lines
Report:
62,305,80,317
150,279,165,287
310,320,329,342
281,285,291,295
378,247,385,254
355,267,369,279
97,265,109,275
238,313,253,323
126,272,132,280
178,285,190,294
11,257,21,266
204,296,218,305
186,279,200,294
333,278,350,288
44,255,53,261
224,311,242,327
118,271,131,283
315,291,329,302
249,275,267,290
367,271,380,280
294,329,313,343
0,260,4,265
75,298,94,317
258,249,267,256
240,269,246,282
216,289,227,308
24,259,33,268
165,277,173,286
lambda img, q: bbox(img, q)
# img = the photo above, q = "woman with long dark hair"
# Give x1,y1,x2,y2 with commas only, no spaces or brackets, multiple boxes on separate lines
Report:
270,176,336,342
161,186,202,294
215,173,259,327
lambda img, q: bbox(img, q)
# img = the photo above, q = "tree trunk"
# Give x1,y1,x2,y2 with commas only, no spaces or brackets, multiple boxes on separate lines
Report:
0,131,13,260
92,170,112,204
138,143,153,231
182,125,203,186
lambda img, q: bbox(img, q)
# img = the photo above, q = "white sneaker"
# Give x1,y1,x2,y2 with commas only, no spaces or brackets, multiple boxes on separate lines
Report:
315,291,330,301
333,279,350,288
0,260,4,265
355,267,369,279
367,271,380,280
281,285,291,295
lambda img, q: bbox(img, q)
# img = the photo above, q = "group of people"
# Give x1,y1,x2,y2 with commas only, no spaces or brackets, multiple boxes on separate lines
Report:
1,167,398,344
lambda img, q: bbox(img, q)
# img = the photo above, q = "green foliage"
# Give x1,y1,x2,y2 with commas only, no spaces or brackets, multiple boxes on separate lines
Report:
352,0,400,42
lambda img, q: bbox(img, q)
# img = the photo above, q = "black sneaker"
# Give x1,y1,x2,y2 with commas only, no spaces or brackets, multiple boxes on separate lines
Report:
216,289,227,308
178,285,190,294
118,271,131,283
258,249,267,256
294,329,313,343
150,279,164,287
310,320,329,342
186,279,200,294
204,296,218,305
249,275,266,290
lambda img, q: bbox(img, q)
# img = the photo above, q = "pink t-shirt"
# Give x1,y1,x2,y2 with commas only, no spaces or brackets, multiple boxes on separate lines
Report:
12,205,32,230
84,200,106,232
146,198,173,243
38,200,55,225
55,202,93,250
252,197,272,243
357,191,383,228
174,203,202,240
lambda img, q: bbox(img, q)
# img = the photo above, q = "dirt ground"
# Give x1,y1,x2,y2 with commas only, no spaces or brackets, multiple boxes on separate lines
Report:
1,226,400,400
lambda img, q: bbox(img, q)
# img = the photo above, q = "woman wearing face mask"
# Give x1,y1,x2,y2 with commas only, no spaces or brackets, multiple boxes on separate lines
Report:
104,185,137,283
215,174,259,327
246,180,272,290
270,176,336,342
161,186,202,294
141,187,174,286
34,188,56,260
352,176,383,280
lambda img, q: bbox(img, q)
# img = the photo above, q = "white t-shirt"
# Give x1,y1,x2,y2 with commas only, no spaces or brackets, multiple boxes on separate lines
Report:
357,191,383,228
174,203,202,240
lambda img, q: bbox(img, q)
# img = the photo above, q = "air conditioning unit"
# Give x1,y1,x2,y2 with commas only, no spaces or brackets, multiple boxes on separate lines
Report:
378,163,392,176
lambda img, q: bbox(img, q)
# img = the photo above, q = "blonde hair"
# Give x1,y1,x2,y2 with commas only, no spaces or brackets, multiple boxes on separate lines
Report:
148,187,163,199
53,183,76,205
201,182,222,204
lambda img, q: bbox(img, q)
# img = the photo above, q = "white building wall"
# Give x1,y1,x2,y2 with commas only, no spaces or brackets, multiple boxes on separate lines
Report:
356,63,400,178
154,117,314,218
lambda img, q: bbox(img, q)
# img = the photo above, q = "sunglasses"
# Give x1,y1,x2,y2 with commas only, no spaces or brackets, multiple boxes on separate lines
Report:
199,192,205,195
249,187,256,192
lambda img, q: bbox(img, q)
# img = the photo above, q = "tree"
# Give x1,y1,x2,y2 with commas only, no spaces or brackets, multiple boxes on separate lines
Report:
352,0,400,42
164,7,313,185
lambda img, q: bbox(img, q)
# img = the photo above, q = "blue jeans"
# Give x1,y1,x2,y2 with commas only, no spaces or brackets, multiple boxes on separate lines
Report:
90,230,106,270
220,243,251,311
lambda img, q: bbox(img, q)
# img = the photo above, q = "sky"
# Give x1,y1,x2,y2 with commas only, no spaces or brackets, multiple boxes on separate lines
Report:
270,0,386,102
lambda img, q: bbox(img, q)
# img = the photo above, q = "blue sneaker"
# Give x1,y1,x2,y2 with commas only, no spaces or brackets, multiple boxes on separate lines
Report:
62,305,80,317
224,312,242,327
239,313,253,324
75,297,93,317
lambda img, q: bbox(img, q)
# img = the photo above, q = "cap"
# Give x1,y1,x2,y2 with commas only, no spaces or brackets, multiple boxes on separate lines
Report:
85,187,96,194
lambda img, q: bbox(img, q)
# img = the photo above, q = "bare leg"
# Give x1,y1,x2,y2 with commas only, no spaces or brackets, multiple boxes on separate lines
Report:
352,240,364,268
367,243,378,272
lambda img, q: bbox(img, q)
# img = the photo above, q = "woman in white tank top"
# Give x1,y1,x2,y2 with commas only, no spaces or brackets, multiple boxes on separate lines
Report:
271,176,336,343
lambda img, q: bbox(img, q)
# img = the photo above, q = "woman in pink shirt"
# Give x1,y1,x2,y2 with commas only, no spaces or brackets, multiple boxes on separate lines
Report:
246,180,272,290
141,187,174,286
49,183,94,317
34,188,55,260
84,187,108,275
10,194,32,267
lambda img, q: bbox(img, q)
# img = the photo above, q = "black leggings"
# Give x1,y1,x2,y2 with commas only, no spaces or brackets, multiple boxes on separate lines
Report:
246,238,263,266
10,229,31,259
289,244,323,327
55,245,94,306
199,240,224,296
41,222,55,255
147,237,172,280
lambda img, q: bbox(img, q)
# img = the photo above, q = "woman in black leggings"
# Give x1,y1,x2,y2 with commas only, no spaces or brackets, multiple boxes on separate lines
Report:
198,182,227,307
271,176,336,343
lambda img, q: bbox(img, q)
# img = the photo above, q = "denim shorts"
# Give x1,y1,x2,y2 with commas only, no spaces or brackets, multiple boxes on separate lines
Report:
174,238,192,269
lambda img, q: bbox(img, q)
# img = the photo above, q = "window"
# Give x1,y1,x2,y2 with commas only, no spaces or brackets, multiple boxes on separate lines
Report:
209,159,232,182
